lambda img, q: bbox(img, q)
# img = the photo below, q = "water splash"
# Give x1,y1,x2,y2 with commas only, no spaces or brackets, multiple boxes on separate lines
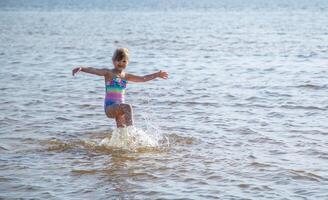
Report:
99,126,169,151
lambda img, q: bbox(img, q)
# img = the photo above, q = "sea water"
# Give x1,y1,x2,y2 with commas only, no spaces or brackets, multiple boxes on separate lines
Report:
1,0,328,199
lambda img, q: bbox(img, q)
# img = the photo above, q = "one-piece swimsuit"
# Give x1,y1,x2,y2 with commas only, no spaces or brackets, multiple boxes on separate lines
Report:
104,74,127,111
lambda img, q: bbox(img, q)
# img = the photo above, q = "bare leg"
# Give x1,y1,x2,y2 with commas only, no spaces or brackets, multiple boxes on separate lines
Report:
105,104,134,127
122,104,133,126
115,114,126,128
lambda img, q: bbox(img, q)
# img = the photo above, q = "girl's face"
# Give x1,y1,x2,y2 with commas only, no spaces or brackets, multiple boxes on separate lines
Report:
113,59,129,71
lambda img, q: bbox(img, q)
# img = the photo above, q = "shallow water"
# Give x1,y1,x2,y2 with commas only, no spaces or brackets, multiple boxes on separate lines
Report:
1,0,328,199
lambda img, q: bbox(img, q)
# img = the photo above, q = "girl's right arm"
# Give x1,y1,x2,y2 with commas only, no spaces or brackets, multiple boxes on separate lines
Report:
72,67,110,77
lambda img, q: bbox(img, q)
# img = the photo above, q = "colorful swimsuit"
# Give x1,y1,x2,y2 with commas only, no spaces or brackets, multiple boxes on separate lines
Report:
104,75,127,111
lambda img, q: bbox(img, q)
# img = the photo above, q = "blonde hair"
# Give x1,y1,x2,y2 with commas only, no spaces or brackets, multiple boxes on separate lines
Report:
112,48,129,61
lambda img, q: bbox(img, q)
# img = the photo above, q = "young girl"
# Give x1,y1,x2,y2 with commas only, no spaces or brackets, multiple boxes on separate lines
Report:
72,48,168,128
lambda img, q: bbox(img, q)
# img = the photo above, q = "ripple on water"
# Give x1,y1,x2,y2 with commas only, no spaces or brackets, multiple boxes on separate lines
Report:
294,84,328,90
280,104,327,111
0,145,9,151
288,169,327,182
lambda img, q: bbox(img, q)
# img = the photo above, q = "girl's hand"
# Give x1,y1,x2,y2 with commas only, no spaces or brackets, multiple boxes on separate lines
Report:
72,67,82,76
158,70,168,79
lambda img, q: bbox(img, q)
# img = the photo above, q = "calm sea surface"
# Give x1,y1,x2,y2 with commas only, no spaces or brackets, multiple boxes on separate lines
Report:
1,0,328,199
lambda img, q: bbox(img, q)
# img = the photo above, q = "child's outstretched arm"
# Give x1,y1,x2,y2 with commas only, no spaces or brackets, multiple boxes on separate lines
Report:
126,71,168,82
72,66,110,76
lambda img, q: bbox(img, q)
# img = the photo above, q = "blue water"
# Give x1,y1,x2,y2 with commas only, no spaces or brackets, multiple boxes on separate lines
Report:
1,0,328,199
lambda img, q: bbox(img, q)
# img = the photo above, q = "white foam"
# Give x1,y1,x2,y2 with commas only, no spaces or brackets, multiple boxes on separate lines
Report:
99,126,169,150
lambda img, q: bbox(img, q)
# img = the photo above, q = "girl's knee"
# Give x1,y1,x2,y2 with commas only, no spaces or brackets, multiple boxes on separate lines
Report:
123,104,132,112
105,108,115,118
115,114,126,127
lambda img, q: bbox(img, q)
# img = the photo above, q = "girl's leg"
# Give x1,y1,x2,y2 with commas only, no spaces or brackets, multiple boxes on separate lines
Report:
121,104,133,126
105,104,134,127
115,114,126,128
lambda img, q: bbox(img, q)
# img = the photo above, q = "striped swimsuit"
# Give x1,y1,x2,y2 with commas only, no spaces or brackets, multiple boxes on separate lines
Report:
104,75,127,111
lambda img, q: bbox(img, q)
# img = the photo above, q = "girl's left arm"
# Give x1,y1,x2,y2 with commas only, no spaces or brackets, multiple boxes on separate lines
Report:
126,71,168,83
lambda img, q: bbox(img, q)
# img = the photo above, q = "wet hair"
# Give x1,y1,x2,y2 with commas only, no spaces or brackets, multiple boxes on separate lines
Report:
112,48,129,61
